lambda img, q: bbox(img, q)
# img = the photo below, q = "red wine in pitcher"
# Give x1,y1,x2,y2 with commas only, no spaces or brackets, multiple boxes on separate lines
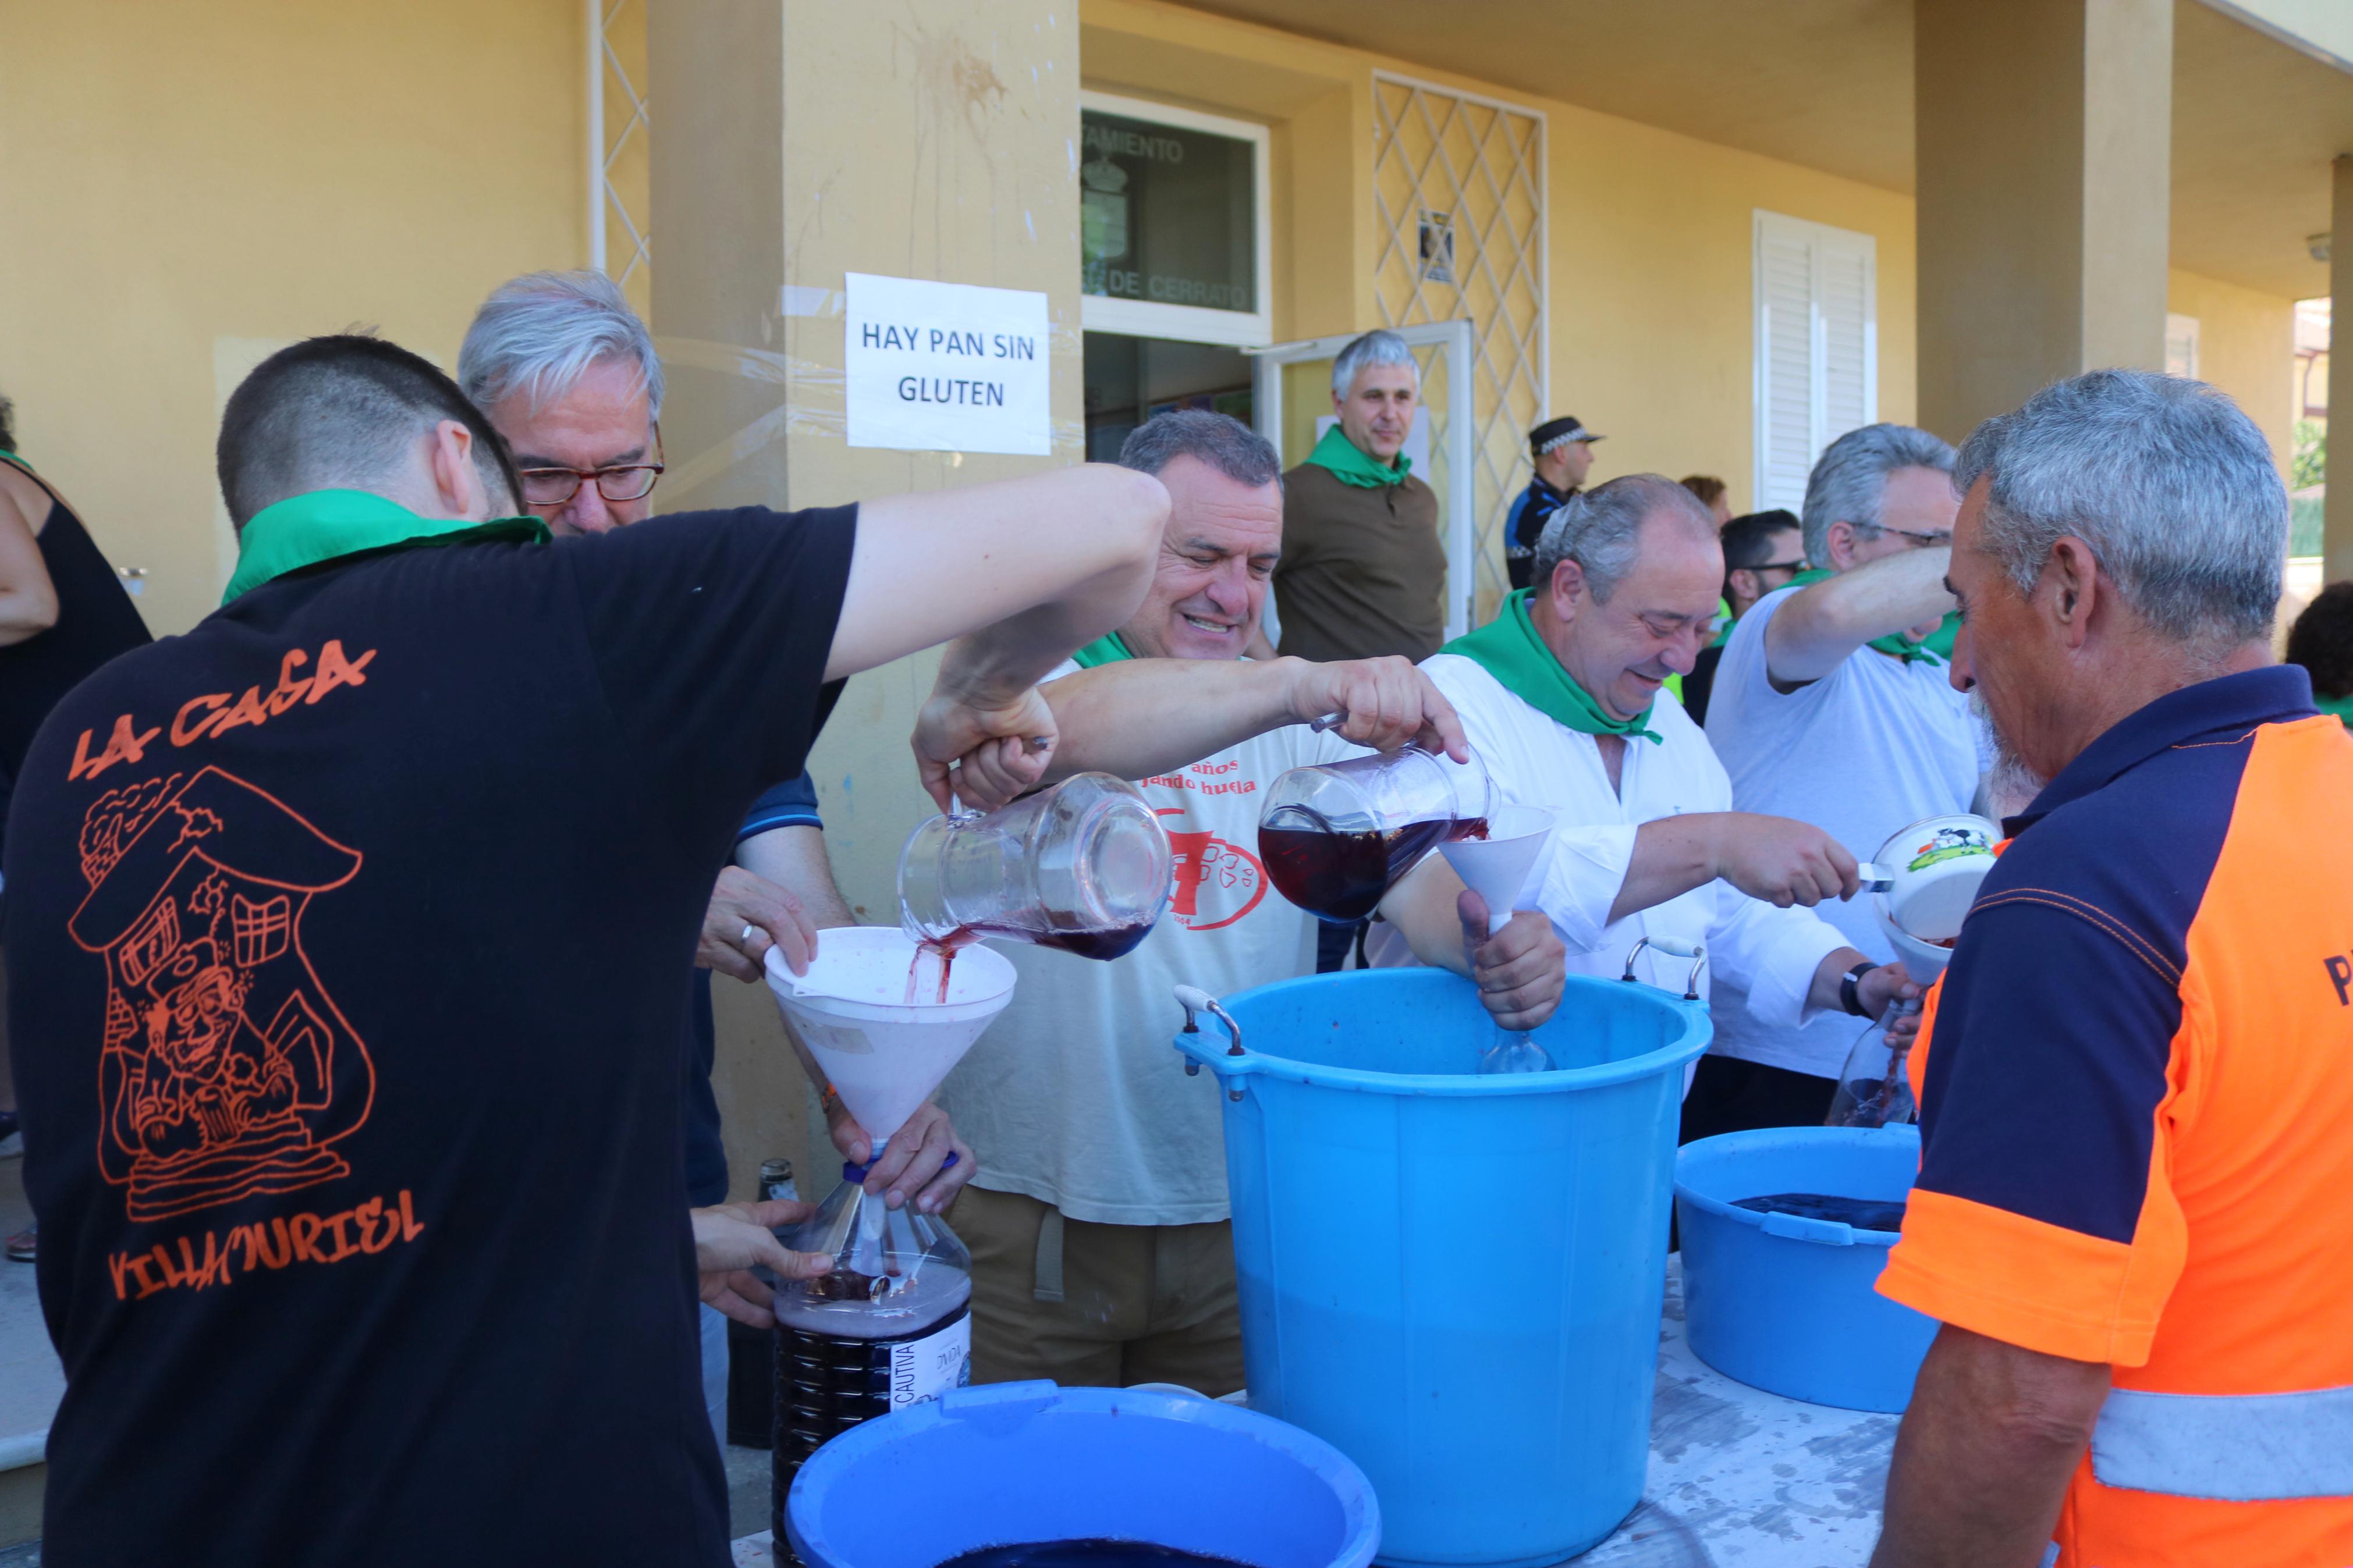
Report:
907,920,1154,1001
1260,817,1488,922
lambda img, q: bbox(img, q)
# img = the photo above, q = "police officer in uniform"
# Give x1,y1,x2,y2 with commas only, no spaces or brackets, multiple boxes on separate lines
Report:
1503,415,1603,590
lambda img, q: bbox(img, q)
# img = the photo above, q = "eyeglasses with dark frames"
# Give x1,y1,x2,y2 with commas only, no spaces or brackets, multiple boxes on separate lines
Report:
516,431,666,509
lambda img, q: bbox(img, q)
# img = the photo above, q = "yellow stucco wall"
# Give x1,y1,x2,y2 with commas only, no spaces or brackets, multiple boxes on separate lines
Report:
2168,267,2298,474
1081,0,1919,519
0,0,588,637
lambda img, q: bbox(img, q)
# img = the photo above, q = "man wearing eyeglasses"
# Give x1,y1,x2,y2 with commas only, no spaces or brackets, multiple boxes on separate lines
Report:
458,271,970,1455
1677,507,1807,726
1692,425,1988,1141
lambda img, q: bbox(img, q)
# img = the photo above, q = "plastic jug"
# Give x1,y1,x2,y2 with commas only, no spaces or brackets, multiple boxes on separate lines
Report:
1258,746,1495,922
899,773,1174,961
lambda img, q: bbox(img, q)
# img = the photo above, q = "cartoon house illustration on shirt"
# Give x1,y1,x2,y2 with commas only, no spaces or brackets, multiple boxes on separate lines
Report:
71,767,370,1223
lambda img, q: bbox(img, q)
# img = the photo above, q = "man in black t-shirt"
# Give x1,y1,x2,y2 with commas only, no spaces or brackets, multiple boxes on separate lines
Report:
3,335,1166,1567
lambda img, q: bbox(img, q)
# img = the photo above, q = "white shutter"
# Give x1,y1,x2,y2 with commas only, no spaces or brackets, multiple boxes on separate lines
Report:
1754,212,1879,515
2165,312,2201,379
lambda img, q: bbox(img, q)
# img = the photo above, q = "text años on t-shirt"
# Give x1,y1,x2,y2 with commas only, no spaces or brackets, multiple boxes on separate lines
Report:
1140,759,1260,798
66,640,378,783
106,1187,425,1302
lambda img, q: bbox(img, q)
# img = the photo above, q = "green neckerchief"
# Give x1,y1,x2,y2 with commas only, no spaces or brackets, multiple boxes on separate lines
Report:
1069,630,1138,669
1786,568,1958,664
2313,691,2353,731
0,450,26,474
1304,424,1410,489
1442,588,1662,744
223,489,549,603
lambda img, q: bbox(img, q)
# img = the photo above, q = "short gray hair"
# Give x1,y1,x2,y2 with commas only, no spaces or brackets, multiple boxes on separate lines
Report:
1954,369,2285,648
1117,408,1282,489
1532,474,1716,604
458,269,663,421
1330,330,1419,401
1800,422,1956,566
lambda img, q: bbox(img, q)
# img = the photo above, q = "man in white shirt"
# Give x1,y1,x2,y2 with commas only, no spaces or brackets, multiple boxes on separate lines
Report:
1699,425,1981,1138
928,410,1565,1397
1378,474,1913,1040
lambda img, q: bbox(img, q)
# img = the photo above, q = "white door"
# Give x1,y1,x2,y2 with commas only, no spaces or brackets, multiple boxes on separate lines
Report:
1249,320,1478,641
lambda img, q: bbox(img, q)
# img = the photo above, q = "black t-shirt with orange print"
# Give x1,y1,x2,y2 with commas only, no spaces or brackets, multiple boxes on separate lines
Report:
5,505,856,1567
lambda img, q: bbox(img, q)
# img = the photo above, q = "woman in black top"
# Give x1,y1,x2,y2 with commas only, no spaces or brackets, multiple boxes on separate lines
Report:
0,393,151,1257
0,396,152,777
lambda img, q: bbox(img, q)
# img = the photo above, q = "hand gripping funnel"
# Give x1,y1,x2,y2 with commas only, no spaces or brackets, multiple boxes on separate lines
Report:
764,926,1016,1147
1438,805,1556,934
1440,805,1559,1074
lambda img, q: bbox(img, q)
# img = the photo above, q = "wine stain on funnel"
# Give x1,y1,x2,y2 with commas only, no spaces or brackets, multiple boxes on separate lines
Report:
764,927,1015,1147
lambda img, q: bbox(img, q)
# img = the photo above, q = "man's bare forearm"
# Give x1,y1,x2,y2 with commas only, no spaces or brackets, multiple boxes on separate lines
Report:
736,825,857,929
1766,547,1954,686
1377,856,1477,979
1607,816,1721,923
1034,657,1304,784
1871,1325,2109,1568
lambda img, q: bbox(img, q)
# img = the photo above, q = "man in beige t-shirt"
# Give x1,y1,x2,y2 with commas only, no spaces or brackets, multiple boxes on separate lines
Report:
1273,329,1447,664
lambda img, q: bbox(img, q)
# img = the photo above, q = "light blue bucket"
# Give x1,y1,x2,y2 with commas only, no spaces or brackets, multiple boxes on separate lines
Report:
1674,1125,1939,1413
785,1381,1380,1568
1175,970,1710,1568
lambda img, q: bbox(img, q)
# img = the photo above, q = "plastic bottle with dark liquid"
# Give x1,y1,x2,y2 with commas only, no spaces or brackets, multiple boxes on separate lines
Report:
771,1154,974,1549
1259,816,1488,922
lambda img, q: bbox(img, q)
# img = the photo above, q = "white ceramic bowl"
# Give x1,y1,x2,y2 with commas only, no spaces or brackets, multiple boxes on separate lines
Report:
1868,813,1999,943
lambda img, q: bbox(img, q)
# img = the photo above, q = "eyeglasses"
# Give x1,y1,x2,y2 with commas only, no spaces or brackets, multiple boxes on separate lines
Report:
516,431,666,508
1866,523,1953,549
1750,559,1809,577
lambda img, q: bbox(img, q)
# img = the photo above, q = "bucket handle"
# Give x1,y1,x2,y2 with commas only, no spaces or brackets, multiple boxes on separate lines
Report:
1621,936,1709,1001
1759,1210,1858,1247
1174,984,1247,1102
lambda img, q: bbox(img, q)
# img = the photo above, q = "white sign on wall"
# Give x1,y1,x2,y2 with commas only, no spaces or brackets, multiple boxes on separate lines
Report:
844,272,1052,456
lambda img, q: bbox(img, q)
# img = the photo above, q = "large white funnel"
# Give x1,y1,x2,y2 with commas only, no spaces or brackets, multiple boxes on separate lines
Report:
764,926,1016,1148
1438,805,1557,933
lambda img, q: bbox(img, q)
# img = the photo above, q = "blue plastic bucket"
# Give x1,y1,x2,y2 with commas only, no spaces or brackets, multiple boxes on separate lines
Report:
1674,1125,1939,1413
1175,970,1709,1568
785,1381,1380,1568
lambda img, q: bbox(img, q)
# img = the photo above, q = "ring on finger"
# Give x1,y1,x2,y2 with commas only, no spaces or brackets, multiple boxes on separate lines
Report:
741,924,760,946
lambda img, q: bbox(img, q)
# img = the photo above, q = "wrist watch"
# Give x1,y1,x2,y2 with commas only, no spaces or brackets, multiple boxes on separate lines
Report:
1839,960,1876,1018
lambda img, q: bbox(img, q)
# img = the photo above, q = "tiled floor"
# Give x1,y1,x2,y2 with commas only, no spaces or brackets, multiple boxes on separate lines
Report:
0,1158,58,1463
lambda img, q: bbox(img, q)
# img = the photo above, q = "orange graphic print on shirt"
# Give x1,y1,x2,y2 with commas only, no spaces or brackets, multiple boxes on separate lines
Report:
70,767,371,1222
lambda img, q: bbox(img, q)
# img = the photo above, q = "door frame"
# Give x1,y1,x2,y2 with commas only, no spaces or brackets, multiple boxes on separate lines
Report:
1248,320,1478,639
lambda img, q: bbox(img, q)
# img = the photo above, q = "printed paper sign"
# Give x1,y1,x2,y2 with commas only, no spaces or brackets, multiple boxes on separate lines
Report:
845,272,1052,456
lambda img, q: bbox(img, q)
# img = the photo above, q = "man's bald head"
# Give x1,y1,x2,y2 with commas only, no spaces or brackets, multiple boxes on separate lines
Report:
1531,474,1719,605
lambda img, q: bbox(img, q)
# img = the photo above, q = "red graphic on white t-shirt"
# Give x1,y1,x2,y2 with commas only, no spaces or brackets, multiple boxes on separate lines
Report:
1165,823,1267,932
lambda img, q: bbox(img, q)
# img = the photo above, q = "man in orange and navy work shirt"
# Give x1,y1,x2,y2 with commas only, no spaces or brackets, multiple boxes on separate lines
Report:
1869,369,2353,1568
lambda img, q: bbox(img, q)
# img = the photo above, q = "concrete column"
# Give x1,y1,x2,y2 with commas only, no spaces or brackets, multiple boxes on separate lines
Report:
2326,157,2353,584
647,1,1083,1195
1914,0,2173,445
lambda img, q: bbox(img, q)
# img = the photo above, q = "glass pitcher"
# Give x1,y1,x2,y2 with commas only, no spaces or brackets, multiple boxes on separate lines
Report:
1257,746,1496,922
899,772,1173,961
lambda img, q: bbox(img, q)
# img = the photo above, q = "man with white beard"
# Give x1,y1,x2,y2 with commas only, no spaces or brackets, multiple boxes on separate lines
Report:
1371,474,1915,1040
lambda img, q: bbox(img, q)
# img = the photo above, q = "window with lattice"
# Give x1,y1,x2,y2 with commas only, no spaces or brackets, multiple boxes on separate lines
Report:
232,893,292,969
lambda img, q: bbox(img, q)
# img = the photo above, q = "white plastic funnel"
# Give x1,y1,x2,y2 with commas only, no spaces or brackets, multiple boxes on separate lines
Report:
1438,805,1556,934
763,926,1016,1148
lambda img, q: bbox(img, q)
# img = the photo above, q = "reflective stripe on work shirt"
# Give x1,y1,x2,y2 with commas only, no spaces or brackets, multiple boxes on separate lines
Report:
2091,1382,2353,1501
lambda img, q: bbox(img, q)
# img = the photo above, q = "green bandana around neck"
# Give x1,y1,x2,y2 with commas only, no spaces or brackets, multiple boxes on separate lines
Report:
1786,568,1958,664
1069,630,1138,669
1304,424,1410,489
1441,588,1662,744
224,489,549,603
0,450,27,475
2312,691,2353,731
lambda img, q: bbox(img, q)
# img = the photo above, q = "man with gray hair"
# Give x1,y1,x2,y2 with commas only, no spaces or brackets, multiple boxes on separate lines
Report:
931,408,1570,1396
1869,370,2352,1567
1272,329,1446,666
1696,423,1983,1138
1369,473,1915,1043
457,272,968,1454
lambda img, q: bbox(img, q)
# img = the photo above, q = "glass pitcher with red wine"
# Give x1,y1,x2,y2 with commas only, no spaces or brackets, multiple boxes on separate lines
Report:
1257,745,1497,923
899,772,1175,962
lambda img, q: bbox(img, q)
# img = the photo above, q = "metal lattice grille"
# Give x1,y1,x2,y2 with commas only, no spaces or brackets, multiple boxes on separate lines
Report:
590,0,652,317
1372,74,1546,627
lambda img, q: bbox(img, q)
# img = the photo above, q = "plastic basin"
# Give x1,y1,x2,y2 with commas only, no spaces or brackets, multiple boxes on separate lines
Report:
1674,1124,1939,1413
784,1381,1379,1568
1176,970,1709,1568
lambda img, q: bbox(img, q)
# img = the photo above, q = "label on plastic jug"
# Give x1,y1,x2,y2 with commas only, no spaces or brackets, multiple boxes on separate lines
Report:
889,1313,972,1409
